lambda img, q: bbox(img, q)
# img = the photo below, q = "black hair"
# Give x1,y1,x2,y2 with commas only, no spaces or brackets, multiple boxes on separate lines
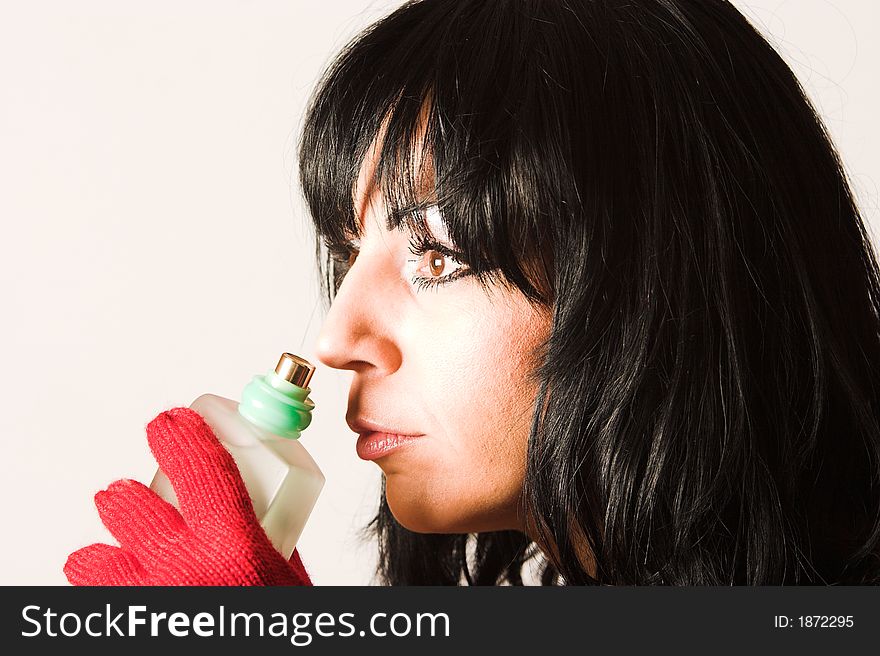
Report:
297,0,880,584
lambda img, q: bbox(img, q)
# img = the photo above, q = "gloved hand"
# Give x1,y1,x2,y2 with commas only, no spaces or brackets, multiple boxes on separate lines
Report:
64,406,313,586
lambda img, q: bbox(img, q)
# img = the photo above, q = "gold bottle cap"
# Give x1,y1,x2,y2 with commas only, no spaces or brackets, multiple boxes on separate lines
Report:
274,352,315,388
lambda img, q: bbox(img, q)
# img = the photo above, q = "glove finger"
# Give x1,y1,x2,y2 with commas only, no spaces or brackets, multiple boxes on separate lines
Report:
146,407,256,528
64,543,147,586
94,478,188,564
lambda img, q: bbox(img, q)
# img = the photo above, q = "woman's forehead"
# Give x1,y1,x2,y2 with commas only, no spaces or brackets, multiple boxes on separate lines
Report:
352,144,438,237
354,186,448,244
352,99,436,231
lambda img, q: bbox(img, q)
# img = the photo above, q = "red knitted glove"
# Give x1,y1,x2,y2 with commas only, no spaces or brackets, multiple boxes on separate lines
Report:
64,406,313,586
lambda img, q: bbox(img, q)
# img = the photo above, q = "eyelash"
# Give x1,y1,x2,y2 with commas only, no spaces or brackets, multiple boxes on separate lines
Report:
325,235,471,291
406,234,471,291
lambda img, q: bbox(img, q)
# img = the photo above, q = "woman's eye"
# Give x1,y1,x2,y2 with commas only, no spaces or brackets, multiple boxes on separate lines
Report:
326,235,470,292
326,240,359,290
328,240,359,266
343,249,358,268
407,236,470,291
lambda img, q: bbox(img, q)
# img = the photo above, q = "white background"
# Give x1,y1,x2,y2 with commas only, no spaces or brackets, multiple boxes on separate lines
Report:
1,0,877,585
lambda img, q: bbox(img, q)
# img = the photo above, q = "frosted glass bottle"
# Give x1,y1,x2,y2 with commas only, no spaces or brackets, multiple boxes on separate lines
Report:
150,352,324,560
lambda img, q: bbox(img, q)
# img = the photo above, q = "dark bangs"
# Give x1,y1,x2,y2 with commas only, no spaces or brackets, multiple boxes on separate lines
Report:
297,0,569,305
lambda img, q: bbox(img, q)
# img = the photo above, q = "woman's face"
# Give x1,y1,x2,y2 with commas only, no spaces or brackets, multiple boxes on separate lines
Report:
315,147,551,535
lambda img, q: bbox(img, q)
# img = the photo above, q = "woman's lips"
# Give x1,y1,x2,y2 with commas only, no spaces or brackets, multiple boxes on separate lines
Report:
356,431,425,460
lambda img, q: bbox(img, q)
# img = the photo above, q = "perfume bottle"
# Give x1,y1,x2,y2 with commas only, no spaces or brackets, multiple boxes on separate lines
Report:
149,352,325,560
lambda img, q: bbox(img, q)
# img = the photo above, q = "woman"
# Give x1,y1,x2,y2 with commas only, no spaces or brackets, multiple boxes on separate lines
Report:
66,0,880,585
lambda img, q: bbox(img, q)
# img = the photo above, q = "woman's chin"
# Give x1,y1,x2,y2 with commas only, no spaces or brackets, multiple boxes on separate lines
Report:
385,485,517,534
385,486,458,533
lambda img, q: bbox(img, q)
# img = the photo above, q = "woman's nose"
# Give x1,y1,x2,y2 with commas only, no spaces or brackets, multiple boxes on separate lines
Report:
314,251,403,376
